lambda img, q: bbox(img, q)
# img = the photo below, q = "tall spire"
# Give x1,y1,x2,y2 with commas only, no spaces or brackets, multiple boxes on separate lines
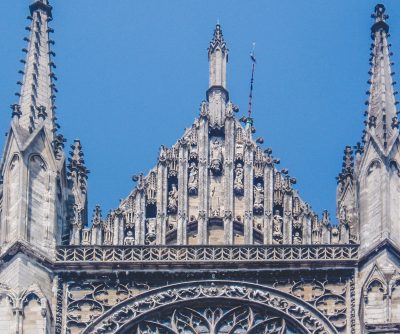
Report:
14,0,57,137
364,4,399,154
206,24,229,126
208,23,228,90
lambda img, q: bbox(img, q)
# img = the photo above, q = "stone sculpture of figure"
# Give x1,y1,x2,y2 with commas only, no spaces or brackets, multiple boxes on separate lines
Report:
210,185,221,217
124,230,135,245
253,183,264,213
331,226,340,244
339,206,347,223
146,219,156,243
159,145,167,163
272,210,283,244
188,162,199,195
168,184,178,214
312,215,321,244
293,231,302,245
210,139,223,175
103,221,113,245
146,174,157,205
233,163,244,195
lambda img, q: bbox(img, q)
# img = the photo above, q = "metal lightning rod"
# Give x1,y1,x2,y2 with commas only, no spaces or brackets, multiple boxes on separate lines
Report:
246,43,256,130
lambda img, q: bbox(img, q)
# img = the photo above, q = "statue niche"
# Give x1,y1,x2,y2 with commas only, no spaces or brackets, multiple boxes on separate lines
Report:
272,210,283,244
233,163,244,196
188,162,199,195
124,230,135,245
210,138,223,175
168,183,178,214
253,182,264,214
292,219,303,245
145,218,156,244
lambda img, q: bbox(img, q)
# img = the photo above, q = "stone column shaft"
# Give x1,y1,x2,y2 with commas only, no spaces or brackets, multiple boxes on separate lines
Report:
198,115,209,244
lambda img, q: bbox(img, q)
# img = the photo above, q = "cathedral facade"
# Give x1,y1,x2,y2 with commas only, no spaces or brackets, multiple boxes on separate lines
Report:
0,1,399,333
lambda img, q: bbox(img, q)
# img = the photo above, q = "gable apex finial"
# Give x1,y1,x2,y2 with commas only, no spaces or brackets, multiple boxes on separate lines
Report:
208,23,227,55
371,3,389,34
30,0,52,17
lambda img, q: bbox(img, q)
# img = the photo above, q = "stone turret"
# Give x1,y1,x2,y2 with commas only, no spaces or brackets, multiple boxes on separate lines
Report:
356,4,400,255
0,2,69,332
0,0,67,257
207,24,229,127
339,4,400,331
67,139,89,245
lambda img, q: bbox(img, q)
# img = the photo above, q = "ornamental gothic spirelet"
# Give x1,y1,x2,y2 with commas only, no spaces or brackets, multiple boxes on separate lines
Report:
0,1,399,334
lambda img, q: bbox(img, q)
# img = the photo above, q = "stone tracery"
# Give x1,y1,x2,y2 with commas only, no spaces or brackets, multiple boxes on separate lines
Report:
78,281,338,334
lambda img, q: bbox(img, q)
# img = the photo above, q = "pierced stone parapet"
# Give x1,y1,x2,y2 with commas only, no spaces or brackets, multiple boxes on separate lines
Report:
55,244,358,268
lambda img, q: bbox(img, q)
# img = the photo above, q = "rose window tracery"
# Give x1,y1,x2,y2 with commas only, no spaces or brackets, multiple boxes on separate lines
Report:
127,304,302,334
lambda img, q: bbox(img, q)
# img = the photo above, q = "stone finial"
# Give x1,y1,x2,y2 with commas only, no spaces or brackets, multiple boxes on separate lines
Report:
10,104,22,120
208,24,227,55
207,23,229,93
337,146,354,184
91,205,102,226
364,4,398,154
67,139,90,194
372,4,388,24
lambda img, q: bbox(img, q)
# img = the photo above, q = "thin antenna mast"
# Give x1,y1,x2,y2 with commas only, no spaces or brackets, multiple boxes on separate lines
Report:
246,43,256,130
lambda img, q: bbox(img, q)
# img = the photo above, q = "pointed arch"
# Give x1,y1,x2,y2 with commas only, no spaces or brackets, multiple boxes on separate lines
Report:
20,284,51,334
81,281,338,334
362,264,388,324
0,285,16,334
389,273,400,322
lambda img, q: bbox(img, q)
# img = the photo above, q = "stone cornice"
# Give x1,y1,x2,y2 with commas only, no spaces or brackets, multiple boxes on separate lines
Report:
0,242,370,273
0,240,54,270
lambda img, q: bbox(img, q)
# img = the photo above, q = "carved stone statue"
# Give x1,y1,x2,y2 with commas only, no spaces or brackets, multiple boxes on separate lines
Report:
210,185,221,217
146,173,157,205
312,215,321,244
272,210,283,244
124,230,135,245
103,220,113,245
159,145,167,163
146,219,156,244
188,162,198,195
253,183,264,214
339,205,347,223
293,231,302,245
168,184,178,214
210,139,223,175
233,163,244,195
331,226,340,244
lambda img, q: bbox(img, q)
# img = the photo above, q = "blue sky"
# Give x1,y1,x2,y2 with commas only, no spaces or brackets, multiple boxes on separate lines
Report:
0,1,399,222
